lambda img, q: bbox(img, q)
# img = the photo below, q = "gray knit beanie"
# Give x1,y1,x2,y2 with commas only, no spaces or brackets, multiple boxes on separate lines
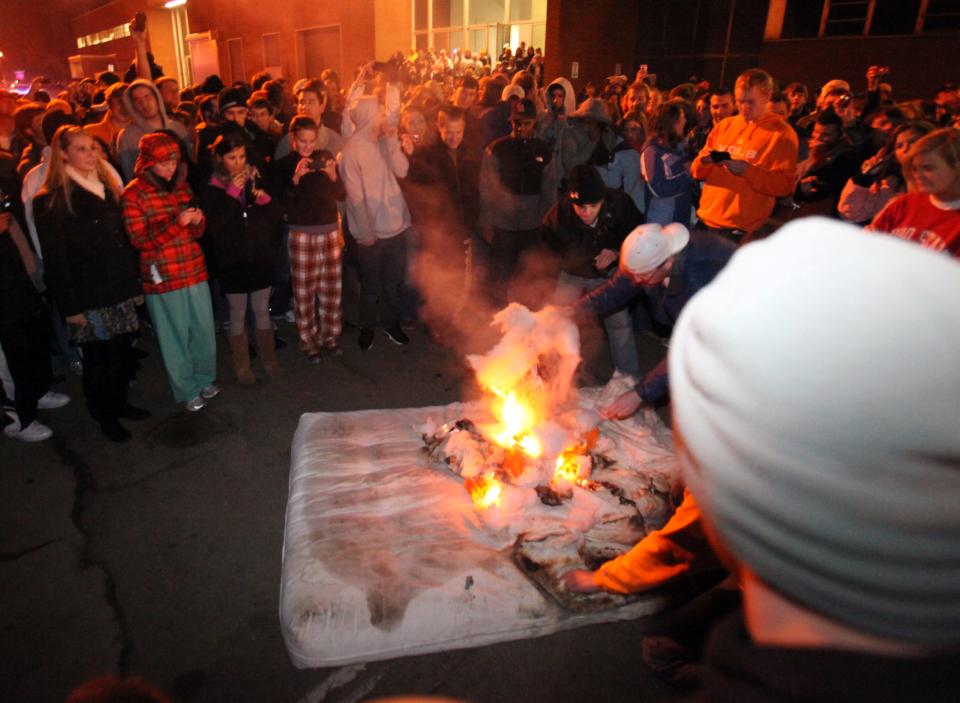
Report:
669,217,960,644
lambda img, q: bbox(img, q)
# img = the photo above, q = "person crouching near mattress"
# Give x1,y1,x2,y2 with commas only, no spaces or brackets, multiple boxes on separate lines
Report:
122,131,219,413
574,217,960,699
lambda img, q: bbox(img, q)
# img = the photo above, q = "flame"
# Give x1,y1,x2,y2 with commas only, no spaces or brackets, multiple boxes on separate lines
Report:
465,472,503,509
551,429,599,487
553,449,581,485
490,387,542,458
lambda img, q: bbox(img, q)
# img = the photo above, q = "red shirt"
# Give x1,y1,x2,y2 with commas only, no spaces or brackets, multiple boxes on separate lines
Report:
122,174,207,294
869,191,960,259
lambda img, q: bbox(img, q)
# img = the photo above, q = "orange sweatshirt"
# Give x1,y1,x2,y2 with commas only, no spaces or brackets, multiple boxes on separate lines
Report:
593,489,722,594
691,112,799,233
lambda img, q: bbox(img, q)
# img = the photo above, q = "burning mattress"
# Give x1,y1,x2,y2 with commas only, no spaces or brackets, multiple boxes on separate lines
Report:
280,389,679,668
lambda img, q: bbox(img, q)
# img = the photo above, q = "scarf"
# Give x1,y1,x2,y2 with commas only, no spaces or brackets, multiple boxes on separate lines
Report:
65,163,106,200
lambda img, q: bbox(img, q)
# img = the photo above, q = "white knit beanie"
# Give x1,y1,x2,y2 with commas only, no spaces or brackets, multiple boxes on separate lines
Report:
669,217,960,644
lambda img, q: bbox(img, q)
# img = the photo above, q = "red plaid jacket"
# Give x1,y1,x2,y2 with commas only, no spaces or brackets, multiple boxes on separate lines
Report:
122,173,207,294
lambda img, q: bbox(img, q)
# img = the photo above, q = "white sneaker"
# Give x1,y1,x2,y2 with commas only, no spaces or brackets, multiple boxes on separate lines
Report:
4,419,53,442
37,391,71,410
200,384,220,400
185,395,206,412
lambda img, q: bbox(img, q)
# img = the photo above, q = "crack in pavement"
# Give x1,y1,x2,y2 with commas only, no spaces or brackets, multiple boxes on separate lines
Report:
98,447,220,493
0,537,63,562
52,438,134,677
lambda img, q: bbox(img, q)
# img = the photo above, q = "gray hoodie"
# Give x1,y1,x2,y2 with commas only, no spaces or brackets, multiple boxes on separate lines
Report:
338,96,410,243
117,79,190,181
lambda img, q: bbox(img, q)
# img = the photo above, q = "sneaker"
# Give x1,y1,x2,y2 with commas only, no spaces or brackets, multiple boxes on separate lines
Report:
200,384,221,400
185,396,206,412
323,344,343,358
4,419,53,442
383,325,410,346
307,353,323,365
283,310,296,323
358,328,375,351
37,391,71,410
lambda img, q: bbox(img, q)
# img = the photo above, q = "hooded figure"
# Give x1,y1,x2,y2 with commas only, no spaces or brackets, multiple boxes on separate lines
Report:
537,77,575,158
338,95,413,349
117,78,191,181
339,96,411,244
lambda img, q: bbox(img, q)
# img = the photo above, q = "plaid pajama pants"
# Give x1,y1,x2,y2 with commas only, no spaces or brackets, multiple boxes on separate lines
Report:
288,229,343,355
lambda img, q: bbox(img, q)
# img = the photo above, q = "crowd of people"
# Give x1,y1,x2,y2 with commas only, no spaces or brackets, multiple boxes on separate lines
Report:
2,16,959,702
1,20,958,450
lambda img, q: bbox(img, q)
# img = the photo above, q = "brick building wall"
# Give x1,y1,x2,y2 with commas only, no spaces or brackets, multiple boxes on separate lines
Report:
544,0,640,91
761,34,958,102
0,0,104,80
58,0,410,88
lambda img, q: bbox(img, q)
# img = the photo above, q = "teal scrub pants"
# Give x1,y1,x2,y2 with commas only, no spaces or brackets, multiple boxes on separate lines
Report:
146,282,217,403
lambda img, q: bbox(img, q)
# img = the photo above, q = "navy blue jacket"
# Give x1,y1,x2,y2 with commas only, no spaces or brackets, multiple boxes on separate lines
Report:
575,230,735,405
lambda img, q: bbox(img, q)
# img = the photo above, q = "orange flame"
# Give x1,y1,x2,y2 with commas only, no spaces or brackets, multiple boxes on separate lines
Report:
551,429,599,487
465,472,503,509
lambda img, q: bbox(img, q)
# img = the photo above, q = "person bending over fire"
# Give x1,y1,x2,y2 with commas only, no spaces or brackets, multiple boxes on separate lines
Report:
568,222,734,420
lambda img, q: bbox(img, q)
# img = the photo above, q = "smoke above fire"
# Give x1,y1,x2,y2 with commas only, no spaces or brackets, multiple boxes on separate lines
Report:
403,177,562,366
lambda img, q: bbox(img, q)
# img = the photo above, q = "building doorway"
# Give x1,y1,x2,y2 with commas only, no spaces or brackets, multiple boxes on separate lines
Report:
296,25,342,81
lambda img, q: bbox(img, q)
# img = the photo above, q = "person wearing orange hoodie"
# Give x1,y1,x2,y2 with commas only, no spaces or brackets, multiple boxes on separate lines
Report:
691,69,798,243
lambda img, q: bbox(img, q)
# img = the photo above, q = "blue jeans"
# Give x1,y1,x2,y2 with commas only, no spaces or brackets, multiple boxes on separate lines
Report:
555,271,640,377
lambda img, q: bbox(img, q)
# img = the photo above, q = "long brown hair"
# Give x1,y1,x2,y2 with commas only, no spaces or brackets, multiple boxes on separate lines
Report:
37,125,123,214
651,98,688,149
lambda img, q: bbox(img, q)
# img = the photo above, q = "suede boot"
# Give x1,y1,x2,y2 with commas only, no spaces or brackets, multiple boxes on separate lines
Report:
254,328,281,379
229,333,256,385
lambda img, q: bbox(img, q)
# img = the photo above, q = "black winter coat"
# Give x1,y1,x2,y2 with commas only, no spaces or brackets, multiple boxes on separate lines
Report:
406,140,481,235
541,188,642,279
272,151,345,228
34,186,141,318
0,226,45,325
199,178,282,294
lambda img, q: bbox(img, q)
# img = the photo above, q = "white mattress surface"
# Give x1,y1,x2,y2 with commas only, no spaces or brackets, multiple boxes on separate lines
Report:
280,390,677,668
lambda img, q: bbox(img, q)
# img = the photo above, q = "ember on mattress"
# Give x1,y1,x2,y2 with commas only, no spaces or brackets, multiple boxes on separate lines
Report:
280,389,679,668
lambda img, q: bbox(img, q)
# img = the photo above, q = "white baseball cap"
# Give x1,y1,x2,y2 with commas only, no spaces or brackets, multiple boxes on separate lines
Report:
621,223,691,276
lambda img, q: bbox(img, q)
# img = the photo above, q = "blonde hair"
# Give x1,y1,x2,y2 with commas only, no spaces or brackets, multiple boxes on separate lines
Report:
37,125,122,214
903,127,960,192
735,68,774,97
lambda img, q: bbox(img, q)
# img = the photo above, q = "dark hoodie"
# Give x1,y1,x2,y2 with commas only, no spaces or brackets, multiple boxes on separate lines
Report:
117,79,190,181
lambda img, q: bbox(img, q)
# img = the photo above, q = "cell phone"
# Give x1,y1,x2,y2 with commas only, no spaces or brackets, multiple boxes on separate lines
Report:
640,64,648,73
709,150,732,163
837,94,852,109
311,155,328,170
130,12,146,33
184,198,199,211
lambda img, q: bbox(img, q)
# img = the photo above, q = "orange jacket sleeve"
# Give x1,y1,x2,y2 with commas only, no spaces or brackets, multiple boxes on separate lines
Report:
593,489,721,594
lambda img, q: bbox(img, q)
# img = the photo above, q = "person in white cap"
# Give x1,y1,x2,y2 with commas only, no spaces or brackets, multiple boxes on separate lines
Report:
573,217,960,698
571,222,734,418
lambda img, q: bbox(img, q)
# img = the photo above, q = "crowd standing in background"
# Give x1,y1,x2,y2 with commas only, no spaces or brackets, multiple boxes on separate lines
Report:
1,18,958,445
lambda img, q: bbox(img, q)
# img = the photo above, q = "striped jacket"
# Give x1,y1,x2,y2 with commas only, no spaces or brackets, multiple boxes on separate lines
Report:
122,172,207,294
